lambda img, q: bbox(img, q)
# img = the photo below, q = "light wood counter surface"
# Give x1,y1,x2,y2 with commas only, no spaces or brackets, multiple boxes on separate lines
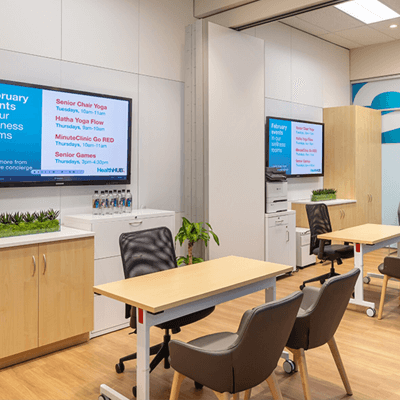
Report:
318,223,400,245
93,256,291,314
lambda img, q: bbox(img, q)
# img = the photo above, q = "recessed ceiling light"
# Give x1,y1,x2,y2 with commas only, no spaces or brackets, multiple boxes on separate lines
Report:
335,0,400,24
390,24,398,28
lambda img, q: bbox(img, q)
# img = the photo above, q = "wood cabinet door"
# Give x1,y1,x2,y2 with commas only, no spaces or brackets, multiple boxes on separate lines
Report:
38,238,94,346
0,245,39,358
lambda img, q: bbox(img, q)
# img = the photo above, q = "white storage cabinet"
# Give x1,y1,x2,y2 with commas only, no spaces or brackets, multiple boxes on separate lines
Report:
265,210,296,273
63,209,175,338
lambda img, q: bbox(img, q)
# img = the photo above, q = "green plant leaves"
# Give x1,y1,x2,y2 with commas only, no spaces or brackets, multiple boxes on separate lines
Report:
174,217,220,265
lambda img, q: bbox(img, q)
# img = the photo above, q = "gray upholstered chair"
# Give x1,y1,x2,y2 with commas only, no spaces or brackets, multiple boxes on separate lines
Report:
286,268,360,400
378,256,400,319
168,291,304,400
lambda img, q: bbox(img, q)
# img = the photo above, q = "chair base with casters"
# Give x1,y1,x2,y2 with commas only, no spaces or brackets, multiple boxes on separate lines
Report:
300,259,340,290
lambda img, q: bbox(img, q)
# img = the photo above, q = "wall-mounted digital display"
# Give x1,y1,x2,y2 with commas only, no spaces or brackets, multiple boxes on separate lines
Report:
266,117,324,177
0,79,131,187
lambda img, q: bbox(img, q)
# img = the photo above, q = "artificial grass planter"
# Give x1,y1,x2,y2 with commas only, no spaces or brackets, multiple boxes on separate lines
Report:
0,210,60,238
311,188,337,202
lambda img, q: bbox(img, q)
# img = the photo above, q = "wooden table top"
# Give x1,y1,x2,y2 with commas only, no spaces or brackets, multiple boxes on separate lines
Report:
318,223,400,245
93,256,292,313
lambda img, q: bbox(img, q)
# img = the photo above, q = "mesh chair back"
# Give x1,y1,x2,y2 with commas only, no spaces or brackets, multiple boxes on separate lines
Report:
306,203,332,254
231,291,303,393
119,227,177,280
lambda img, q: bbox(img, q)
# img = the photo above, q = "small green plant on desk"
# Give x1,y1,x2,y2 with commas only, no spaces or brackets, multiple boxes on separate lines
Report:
311,188,337,202
175,217,220,265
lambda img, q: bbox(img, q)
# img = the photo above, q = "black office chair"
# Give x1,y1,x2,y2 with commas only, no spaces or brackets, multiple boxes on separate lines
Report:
301,203,353,290
116,227,215,397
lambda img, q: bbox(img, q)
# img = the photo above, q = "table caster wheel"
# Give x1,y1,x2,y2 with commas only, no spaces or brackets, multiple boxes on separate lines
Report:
115,362,125,373
363,276,371,284
299,284,305,290
99,395,110,400
194,381,203,390
319,278,325,285
366,308,376,317
283,359,296,374
132,386,137,397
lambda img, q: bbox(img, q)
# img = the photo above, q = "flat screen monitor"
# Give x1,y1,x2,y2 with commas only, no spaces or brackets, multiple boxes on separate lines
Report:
266,116,324,178
0,79,131,187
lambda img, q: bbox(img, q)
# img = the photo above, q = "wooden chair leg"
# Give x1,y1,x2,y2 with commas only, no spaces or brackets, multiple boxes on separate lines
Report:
327,336,352,395
169,371,186,400
266,371,283,400
378,274,389,320
213,391,230,400
287,347,311,400
244,389,252,400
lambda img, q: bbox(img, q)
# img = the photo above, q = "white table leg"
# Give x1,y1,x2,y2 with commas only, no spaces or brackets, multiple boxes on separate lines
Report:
265,278,276,303
349,243,375,311
136,309,150,400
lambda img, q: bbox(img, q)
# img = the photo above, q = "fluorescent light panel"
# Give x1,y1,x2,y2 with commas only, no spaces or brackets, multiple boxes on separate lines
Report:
335,0,400,24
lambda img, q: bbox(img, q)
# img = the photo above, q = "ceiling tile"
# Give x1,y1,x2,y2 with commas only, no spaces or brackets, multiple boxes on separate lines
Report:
280,16,329,36
318,32,362,49
380,0,400,14
369,17,400,39
296,7,364,33
335,25,396,46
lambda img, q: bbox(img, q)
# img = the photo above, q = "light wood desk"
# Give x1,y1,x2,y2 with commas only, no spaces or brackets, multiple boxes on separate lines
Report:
94,256,291,400
318,223,400,316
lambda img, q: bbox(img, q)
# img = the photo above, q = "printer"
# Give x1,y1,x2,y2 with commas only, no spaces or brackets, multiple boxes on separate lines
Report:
265,167,288,213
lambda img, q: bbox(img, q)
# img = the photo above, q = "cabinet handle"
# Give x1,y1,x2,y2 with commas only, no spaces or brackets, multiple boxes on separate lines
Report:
43,254,47,275
343,209,345,218
32,256,36,277
370,194,373,202
286,230,289,242
340,209,343,219
129,220,143,227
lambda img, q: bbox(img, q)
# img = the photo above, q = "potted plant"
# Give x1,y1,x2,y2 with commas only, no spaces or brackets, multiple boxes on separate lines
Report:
175,217,220,265
311,188,337,202
0,209,60,238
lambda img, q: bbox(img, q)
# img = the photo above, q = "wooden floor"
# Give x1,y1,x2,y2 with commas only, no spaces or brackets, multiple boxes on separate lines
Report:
1,249,400,400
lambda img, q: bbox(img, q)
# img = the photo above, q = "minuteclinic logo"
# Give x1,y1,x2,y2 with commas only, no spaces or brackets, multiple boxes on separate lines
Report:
97,167,124,173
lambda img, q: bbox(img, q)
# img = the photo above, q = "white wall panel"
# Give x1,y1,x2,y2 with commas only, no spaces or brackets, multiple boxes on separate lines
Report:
0,0,61,59
257,22,292,102
291,29,323,107
0,187,61,216
265,97,292,119
62,0,139,73
291,103,322,122
323,41,350,108
138,75,184,212
207,23,265,260
0,49,61,88
139,0,196,82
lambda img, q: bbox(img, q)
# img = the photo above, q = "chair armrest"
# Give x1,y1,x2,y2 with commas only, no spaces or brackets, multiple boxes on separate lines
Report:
318,239,327,260
382,256,400,279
